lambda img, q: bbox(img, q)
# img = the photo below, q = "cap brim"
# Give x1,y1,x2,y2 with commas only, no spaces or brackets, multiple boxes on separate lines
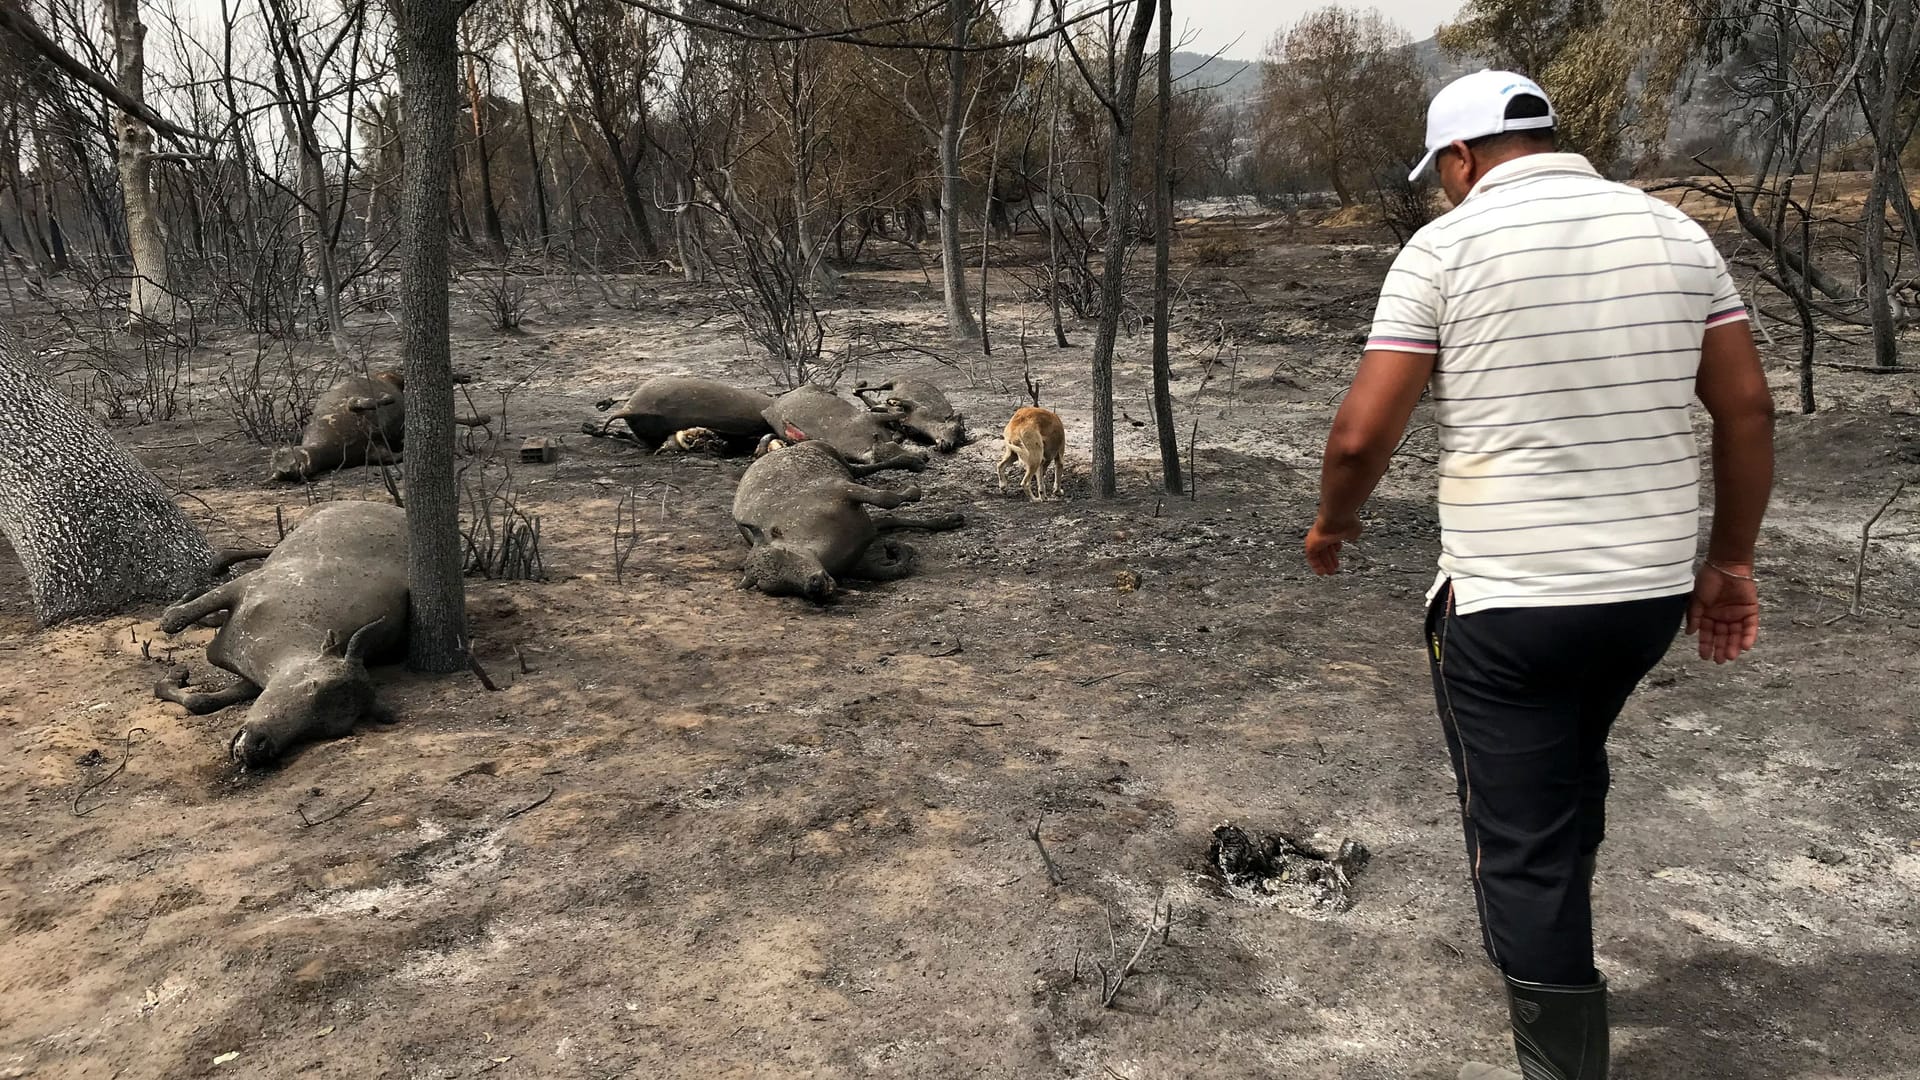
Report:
1408,147,1439,183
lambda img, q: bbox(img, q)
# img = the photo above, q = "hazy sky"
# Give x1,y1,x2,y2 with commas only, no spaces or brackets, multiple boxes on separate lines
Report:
1172,0,1465,61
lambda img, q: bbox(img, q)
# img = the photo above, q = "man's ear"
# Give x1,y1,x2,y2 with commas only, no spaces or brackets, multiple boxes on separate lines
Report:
1448,140,1473,180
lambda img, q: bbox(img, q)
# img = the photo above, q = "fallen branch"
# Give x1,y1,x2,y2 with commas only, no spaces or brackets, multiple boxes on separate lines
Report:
72,727,148,817
468,651,501,691
1028,816,1066,886
502,784,556,821
296,787,373,828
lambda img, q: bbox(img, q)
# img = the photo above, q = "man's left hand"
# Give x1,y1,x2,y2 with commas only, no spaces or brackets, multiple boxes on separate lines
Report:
1305,513,1363,575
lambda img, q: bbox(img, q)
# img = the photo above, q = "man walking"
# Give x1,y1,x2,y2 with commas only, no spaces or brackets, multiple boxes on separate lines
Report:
1304,71,1775,1079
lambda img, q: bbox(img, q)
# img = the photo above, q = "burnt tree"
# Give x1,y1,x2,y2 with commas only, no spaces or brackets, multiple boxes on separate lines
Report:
1060,0,1155,497
391,0,467,672
937,0,981,340
1149,0,1180,493
104,0,174,325
0,324,215,622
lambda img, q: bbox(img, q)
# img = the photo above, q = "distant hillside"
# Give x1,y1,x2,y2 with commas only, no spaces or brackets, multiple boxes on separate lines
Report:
1170,50,1259,106
1174,39,1742,167
1172,37,1472,108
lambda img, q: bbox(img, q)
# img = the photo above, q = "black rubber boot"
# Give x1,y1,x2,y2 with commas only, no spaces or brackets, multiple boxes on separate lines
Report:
1459,973,1608,1080
1506,973,1609,1079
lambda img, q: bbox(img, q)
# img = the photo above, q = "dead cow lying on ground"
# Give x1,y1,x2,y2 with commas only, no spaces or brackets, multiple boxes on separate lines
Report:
270,371,488,481
855,378,967,451
762,384,928,471
585,375,775,455
733,441,963,601
154,500,408,768
270,371,405,481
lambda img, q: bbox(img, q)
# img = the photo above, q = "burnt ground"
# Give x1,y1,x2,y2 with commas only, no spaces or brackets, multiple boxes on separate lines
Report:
1,201,1918,1080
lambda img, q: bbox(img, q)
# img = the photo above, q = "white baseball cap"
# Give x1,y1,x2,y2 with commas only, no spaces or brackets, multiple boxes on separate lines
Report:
1408,69,1557,182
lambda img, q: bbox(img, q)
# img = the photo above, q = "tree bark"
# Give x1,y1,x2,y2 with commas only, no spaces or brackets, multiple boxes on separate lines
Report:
938,0,980,341
0,323,214,622
1149,0,1180,494
465,52,508,256
392,0,467,673
1087,0,1156,498
104,0,173,326
277,96,349,355
1861,0,1915,369
612,137,659,260
510,36,551,249
1045,35,1067,348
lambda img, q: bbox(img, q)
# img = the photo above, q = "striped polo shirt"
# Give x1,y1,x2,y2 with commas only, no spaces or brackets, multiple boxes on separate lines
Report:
1366,153,1748,615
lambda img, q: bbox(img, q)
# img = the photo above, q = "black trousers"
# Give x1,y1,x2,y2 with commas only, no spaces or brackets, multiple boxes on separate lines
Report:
1425,583,1687,986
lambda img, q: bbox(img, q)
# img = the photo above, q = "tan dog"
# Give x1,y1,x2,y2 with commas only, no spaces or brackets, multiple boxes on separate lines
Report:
997,407,1065,500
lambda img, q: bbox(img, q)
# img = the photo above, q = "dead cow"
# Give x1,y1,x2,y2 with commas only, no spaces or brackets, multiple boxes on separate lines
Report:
270,371,406,481
154,500,408,768
733,441,962,601
586,375,775,455
855,378,967,451
999,406,1066,499
762,384,927,471
270,371,487,481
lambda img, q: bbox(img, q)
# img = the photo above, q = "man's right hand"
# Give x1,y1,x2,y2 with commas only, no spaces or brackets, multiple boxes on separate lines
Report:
1687,563,1759,664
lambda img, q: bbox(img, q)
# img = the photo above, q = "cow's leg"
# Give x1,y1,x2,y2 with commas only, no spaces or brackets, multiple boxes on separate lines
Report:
848,538,919,581
362,444,403,466
158,580,245,635
581,412,636,440
212,548,272,574
154,667,263,715
842,482,922,510
846,458,912,479
870,511,965,533
853,449,926,474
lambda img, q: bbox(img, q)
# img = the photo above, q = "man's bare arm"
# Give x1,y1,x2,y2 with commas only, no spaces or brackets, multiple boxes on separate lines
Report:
1696,321,1775,565
1306,350,1436,574
1690,320,1774,662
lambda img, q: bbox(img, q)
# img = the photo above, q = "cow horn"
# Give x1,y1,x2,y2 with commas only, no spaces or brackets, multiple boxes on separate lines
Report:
321,629,340,655
344,616,387,663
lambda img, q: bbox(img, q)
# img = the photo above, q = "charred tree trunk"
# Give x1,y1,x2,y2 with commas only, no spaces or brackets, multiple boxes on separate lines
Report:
1045,36,1067,348
0,323,214,622
276,96,349,355
675,176,706,282
1149,0,1180,494
34,132,69,272
392,0,467,673
1086,0,1156,498
511,40,550,249
464,52,507,256
1863,153,1899,369
1861,0,1915,369
938,0,980,341
104,0,172,325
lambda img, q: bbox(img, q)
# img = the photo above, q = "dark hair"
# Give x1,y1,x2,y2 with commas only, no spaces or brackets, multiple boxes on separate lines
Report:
1460,93,1556,157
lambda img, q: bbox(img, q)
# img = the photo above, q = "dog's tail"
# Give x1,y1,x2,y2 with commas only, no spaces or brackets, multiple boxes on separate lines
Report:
1015,422,1046,469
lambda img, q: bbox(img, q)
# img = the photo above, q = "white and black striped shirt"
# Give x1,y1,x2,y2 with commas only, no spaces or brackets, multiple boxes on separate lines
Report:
1366,153,1748,615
